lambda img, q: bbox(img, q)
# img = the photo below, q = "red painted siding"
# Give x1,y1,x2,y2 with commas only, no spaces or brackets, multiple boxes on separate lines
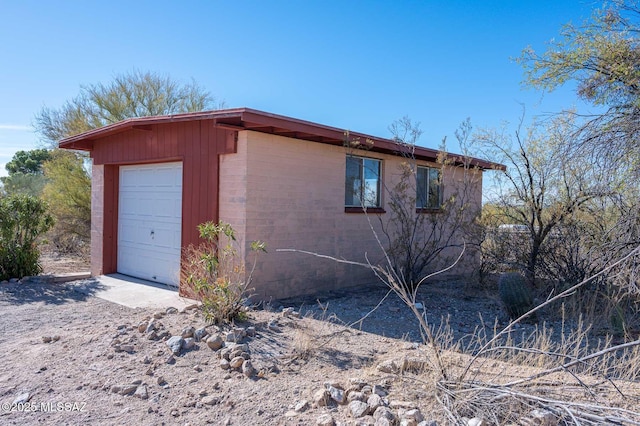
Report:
90,120,236,290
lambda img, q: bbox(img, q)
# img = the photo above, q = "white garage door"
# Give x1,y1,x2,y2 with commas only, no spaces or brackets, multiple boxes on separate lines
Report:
118,162,182,287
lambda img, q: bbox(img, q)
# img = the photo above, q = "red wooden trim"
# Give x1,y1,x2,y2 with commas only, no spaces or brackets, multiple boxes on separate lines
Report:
100,156,184,166
103,165,119,274
59,109,505,171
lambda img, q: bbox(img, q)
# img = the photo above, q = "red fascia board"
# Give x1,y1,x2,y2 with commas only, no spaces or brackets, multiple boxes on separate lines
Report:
58,109,248,149
58,107,505,170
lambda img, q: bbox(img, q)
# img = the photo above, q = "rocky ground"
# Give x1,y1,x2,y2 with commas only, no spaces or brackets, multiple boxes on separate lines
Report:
0,252,637,425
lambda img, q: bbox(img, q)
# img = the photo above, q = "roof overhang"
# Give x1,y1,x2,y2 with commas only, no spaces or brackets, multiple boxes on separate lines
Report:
59,107,505,171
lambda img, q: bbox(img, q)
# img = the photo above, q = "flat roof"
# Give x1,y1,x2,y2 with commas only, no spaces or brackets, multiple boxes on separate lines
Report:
59,107,505,170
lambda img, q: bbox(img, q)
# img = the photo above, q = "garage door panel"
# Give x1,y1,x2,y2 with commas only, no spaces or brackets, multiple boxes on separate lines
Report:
118,162,182,287
153,196,179,218
150,226,180,249
119,195,142,217
153,167,179,186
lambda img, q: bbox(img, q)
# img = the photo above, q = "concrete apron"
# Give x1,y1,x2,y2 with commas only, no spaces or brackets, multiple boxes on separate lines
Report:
84,274,198,310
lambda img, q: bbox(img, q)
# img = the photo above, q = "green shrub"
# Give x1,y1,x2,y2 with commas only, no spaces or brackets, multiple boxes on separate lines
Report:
498,271,535,320
0,195,54,280
181,221,266,325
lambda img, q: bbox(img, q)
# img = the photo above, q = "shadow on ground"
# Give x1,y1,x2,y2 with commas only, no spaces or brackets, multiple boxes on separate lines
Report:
0,278,106,306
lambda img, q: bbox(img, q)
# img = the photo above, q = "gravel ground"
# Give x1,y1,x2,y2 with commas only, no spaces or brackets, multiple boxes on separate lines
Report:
0,251,633,425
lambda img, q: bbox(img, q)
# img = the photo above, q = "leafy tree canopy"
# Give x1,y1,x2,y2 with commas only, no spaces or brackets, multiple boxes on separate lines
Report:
519,0,640,177
5,149,51,175
1,149,51,197
520,1,640,109
42,149,91,243
35,70,224,145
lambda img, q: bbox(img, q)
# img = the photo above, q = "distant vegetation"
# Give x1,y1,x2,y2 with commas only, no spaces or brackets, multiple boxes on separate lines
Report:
0,71,221,274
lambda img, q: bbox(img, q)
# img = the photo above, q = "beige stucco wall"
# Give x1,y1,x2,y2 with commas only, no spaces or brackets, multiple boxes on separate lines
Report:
219,131,483,301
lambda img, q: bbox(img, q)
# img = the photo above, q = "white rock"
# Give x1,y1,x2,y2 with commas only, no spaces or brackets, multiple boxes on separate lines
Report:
294,400,309,412
316,413,335,426
349,400,370,418
367,393,383,411
134,385,148,399
12,393,30,404
328,385,346,404
166,336,184,355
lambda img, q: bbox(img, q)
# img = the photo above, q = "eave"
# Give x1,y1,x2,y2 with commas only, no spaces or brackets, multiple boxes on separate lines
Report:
58,107,505,171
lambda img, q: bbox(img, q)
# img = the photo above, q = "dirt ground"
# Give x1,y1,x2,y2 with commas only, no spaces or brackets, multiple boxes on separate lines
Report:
0,253,638,425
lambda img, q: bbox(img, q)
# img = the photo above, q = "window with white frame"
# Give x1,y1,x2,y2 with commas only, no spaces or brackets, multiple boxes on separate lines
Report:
345,156,382,208
416,166,441,209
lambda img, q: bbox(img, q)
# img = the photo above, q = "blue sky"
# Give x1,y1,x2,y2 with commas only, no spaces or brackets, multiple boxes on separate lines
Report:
0,0,600,178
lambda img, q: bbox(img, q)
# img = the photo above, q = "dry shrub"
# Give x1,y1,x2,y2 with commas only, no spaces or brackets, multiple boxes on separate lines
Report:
287,303,348,362
431,248,640,424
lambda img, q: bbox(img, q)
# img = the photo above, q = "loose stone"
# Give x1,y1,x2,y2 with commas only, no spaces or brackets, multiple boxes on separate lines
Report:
313,389,330,407
229,356,244,369
328,385,346,404
166,336,184,355
181,326,195,338
349,400,370,418
242,359,255,377
134,385,148,399
316,413,335,426
206,335,224,350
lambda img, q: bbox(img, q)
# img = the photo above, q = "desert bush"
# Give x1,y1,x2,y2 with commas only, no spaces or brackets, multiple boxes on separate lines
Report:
0,194,54,280
181,221,265,325
41,149,91,255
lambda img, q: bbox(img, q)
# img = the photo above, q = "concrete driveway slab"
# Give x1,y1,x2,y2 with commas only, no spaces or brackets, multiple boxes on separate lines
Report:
73,273,198,309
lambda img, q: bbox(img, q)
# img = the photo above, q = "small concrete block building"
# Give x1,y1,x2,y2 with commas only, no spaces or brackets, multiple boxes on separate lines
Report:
59,108,499,300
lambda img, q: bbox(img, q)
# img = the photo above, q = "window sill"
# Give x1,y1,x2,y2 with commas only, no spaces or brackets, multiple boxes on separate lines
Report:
345,207,386,214
416,207,442,214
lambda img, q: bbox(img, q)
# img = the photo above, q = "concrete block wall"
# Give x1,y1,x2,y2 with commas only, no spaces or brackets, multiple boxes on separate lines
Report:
219,131,483,301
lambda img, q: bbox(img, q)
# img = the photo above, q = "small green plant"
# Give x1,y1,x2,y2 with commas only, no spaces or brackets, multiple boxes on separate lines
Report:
498,271,534,320
181,221,266,325
0,194,54,280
